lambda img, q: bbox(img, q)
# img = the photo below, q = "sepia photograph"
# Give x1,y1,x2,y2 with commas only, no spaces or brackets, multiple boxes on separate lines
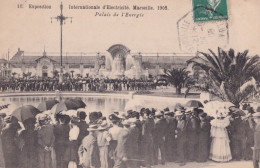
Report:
0,0,260,168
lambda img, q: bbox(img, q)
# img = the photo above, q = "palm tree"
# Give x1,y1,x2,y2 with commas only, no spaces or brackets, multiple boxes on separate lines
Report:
187,48,260,106
162,67,190,94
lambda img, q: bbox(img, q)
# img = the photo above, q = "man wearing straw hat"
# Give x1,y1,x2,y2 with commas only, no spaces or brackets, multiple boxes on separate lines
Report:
252,109,260,168
78,124,100,168
108,114,123,167
113,119,130,168
96,120,112,168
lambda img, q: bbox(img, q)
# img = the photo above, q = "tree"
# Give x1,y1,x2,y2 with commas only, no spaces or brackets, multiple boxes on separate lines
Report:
70,70,75,78
162,67,190,94
187,48,260,106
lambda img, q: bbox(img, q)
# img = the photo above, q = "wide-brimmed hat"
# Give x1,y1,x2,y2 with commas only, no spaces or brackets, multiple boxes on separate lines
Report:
175,106,186,112
154,111,163,117
175,111,184,116
97,120,109,130
118,112,128,119
87,124,99,131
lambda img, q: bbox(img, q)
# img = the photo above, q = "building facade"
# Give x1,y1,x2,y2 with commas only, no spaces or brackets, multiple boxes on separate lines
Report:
7,44,194,79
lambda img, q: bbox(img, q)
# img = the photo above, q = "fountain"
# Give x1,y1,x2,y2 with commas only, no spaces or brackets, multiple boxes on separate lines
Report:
96,44,146,79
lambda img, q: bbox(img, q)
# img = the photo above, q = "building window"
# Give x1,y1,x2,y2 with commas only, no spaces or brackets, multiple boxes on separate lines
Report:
42,65,48,77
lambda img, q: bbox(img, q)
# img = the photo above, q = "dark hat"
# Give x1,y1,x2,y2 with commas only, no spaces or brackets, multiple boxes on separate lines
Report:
4,115,18,123
0,113,6,118
127,110,133,114
77,111,87,120
140,108,146,113
164,107,170,112
114,112,119,115
109,114,120,121
199,112,207,118
164,111,174,116
175,106,186,112
151,108,156,113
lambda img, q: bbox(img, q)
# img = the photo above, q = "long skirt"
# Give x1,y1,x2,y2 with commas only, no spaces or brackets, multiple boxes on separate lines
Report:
64,141,79,164
209,137,232,162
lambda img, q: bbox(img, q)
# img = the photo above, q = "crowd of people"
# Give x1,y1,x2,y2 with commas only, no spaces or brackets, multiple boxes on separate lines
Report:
0,78,162,92
0,102,260,168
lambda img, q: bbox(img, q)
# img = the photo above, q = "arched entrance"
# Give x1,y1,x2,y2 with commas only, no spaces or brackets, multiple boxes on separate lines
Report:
107,44,130,77
42,65,48,77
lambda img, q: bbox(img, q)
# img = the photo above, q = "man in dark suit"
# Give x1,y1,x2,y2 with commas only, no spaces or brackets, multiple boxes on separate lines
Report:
153,111,168,165
186,108,200,162
252,110,260,168
197,112,210,162
175,110,187,166
230,111,247,160
165,111,177,162
54,114,70,168
126,118,140,168
141,109,155,168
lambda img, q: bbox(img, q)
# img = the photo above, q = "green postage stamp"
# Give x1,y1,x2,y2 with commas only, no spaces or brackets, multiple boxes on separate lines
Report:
192,0,228,22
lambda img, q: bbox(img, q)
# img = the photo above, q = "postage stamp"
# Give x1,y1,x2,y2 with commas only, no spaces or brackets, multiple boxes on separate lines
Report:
192,0,228,22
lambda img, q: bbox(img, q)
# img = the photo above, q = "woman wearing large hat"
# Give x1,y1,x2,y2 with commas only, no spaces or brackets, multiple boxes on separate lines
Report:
209,111,232,162
96,120,112,168
78,124,101,168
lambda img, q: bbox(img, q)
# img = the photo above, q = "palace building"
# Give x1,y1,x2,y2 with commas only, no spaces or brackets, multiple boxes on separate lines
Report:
3,44,194,79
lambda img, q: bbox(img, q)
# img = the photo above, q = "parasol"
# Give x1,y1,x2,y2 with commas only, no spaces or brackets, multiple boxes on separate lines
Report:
11,105,40,122
37,99,59,112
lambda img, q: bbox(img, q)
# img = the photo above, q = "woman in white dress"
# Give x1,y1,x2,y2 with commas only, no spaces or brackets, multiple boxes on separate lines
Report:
209,111,232,162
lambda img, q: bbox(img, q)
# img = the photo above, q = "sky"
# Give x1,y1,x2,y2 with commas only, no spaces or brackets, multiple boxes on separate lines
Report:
0,0,260,59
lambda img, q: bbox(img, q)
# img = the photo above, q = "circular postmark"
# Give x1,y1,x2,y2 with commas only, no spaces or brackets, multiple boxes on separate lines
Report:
177,10,229,53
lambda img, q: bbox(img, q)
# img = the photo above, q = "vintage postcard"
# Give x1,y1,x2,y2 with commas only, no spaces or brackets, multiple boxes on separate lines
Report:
0,0,260,168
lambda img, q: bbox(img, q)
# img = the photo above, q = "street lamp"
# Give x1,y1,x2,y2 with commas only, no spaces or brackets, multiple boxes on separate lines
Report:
51,2,72,83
